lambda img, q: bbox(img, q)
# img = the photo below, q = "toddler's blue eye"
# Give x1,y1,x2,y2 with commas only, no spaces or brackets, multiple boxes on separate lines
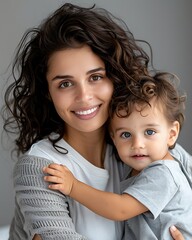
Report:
121,132,131,139
146,129,155,136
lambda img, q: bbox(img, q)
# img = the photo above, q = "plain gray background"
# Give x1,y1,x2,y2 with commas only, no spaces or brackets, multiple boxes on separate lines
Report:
0,0,191,227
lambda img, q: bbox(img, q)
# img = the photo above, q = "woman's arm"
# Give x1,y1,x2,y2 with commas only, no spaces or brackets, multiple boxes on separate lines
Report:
14,156,87,240
44,163,148,221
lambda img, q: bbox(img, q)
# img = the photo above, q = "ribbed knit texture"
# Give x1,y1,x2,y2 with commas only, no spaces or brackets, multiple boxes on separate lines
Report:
9,156,88,240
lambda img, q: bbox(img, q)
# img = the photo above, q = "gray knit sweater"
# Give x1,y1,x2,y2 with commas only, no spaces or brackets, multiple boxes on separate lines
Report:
9,156,88,240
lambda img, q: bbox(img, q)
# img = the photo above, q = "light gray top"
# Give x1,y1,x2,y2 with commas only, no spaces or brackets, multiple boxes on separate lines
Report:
122,159,192,240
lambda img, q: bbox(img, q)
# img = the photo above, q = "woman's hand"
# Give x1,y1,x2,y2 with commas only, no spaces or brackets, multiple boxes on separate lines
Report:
33,234,41,240
170,226,185,240
43,163,76,195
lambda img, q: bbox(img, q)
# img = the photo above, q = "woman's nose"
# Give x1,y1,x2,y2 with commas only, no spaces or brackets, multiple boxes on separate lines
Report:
75,83,93,102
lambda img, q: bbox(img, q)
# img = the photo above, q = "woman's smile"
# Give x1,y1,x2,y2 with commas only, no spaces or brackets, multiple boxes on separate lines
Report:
73,105,100,119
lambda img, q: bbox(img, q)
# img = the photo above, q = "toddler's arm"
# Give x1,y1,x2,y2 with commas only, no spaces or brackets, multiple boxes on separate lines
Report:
43,163,148,221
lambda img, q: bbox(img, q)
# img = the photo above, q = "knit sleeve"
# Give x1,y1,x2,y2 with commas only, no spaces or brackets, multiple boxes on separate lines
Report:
12,155,87,240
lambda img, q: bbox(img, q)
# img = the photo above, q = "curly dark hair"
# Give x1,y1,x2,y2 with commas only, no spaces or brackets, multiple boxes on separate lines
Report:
110,72,186,149
3,3,151,154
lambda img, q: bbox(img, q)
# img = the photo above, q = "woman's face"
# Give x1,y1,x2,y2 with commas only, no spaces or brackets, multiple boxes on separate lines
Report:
46,45,113,134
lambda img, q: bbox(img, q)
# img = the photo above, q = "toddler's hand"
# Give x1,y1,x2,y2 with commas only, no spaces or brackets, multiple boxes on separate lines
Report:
43,163,76,195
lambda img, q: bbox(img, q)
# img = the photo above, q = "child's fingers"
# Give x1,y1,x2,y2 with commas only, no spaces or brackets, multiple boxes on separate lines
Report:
42,163,74,195
48,163,64,170
45,176,72,195
48,183,70,196
43,167,60,176
48,183,63,190
43,164,67,176
48,184,66,194
44,175,64,184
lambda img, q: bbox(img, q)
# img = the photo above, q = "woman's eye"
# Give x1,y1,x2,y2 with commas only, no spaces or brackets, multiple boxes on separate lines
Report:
120,132,131,139
91,75,102,81
59,81,72,88
145,129,155,136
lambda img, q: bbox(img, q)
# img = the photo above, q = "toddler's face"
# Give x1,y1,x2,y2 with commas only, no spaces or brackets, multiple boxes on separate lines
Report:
110,99,179,172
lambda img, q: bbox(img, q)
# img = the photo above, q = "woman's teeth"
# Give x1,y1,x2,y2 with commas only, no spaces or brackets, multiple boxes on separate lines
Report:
75,107,98,115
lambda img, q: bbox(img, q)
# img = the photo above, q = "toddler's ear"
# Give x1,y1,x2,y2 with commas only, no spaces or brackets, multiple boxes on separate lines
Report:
168,121,180,147
109,131,115,143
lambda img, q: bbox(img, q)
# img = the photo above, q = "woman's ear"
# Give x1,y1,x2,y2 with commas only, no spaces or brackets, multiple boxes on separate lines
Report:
46,92,52,101
168,121,180,147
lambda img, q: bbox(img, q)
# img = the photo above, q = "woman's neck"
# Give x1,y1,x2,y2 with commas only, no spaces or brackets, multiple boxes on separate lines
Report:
64,127,107,168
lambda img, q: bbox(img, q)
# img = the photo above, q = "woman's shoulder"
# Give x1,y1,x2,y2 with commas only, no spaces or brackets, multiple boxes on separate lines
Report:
25,134,69,163
27,136,55,156
14,155,52,176
12,155,52,190
13,134,63,175
16,154,53,167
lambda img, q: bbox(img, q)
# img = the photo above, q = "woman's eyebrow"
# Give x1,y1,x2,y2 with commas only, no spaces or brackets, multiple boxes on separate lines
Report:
51,67,106,81
51,75,72,81
86,67,106,75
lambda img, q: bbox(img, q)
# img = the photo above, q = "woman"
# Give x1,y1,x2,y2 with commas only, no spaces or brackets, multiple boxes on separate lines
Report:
3,3,190,240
